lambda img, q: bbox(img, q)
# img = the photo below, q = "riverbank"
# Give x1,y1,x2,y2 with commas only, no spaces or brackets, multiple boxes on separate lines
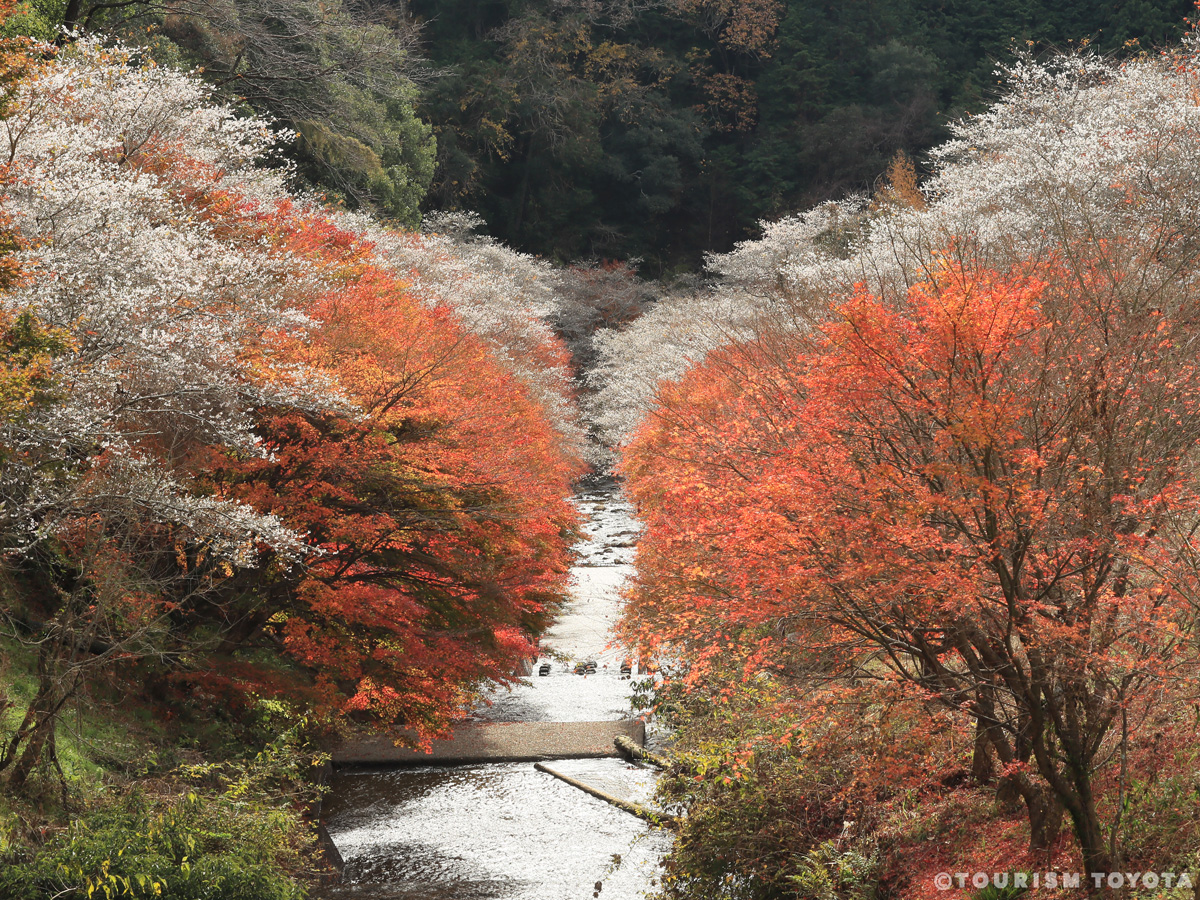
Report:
0,633,332,898
0,480,665,900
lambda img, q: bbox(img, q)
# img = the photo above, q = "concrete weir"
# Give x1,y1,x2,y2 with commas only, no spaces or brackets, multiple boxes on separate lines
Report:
332,719,646,766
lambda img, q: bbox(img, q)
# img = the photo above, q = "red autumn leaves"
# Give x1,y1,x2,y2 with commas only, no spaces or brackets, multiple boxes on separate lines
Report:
621,254,1200,871
193,191,584,737
15,109,583,741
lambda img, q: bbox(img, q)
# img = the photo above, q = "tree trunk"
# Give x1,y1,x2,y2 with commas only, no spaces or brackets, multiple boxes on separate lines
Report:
61,0,86,33
1067,778,1112,880
1001,772,1063,853
7,706,56,788
1026,784,1064,854
996,773,1023,812
0,684,44,772
1,643,76,789
971,717,994,784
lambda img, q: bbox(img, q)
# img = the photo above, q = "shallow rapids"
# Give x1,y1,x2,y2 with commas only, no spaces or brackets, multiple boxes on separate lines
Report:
321,478,671,900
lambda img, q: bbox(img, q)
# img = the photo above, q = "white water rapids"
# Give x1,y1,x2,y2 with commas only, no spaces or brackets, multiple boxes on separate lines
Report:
320,478,672,900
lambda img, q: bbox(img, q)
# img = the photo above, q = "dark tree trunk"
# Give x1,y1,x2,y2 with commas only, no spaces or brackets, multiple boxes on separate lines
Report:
1,641,77,789
7,703,57,788
1026,783,1064,853
996,773,1024,812
971,716,994,784
1002,772,1063,853
1067,775,1112,880
0,683,45,773
61,0,86,32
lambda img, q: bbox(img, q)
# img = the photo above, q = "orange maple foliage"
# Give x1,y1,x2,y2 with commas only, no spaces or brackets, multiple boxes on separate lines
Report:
622,254,1200,873
672,0,783,56
73,131,585,742
186,193,582,739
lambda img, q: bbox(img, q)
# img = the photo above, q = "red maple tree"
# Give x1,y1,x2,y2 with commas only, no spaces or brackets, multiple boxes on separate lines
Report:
190,198,583,739
622,253,1200,872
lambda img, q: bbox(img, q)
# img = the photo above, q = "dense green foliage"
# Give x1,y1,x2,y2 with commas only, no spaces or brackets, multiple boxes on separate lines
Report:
1,788,308,900
413,0,1191,270
9,0,1189,267
0,697,320,900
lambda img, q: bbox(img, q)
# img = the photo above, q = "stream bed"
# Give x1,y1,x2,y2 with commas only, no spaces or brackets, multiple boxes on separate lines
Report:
320,478,672,900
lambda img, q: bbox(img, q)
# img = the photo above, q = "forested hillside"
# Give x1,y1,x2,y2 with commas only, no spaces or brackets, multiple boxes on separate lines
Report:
413,0,1193,269
4,0,439,227
7,0,1191,270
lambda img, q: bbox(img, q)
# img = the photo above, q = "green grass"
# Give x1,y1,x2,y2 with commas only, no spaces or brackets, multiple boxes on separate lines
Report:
0,636,172,788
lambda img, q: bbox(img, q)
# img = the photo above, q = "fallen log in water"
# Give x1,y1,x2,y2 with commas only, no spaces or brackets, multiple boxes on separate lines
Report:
533,761,677,828
614,734,671,769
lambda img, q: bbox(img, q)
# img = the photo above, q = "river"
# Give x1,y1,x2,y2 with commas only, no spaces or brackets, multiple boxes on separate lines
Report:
319,477,672,900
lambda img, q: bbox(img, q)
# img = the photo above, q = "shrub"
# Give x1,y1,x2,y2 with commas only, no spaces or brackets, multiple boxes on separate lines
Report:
0,788,309,900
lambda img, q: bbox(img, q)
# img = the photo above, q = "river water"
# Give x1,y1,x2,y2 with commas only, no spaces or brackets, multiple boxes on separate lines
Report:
320,478,672,900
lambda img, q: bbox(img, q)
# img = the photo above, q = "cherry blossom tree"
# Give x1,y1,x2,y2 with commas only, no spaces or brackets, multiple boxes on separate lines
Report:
0,41,331,557
594,35,1200,448
0,40,586,778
